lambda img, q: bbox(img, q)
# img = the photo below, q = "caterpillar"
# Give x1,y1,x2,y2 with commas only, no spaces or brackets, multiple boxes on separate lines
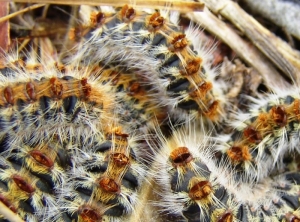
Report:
55,126,147,222
0,117,147,221
148,122,300,221
214,87,300,184
0,59,118,149
0,138,71,222
70,4,227,123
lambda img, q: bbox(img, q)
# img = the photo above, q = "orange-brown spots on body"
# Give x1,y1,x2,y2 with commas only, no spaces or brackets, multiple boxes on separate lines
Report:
99,177,120,194
12,175,35,194
90,12,106,26
292,99,300,119
148,12,165,31
110,153,130,167
0,194,17,213
106,128,129,142
127,82,141,96
189,81,213,100
120,5,136,23
189,180,212,200
26,82,37,101
79,205,102,222
181,58,202,76
198,81,213,95
81,78,91,99
270,105,287,127
217,211,233,222
227,146,252,163
50,77,63,99
30,150,54,168
204,100,219,121
26,64,43,72
55,63,67,74
169,147,193,167
69,27,82,41
3,86,14,105
170,34,188,52
243,126,262,144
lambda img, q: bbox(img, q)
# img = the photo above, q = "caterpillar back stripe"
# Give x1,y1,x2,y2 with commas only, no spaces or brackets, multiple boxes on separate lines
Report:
0,61,119,148
71,4,226,123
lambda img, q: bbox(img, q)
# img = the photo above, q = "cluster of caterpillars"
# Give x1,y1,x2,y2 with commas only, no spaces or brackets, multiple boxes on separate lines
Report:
1,3,300,222
150,125,300,221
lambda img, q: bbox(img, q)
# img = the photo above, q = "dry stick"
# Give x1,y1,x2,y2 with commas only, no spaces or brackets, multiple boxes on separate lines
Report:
0,2,10,53
0,3,46,23
0,202,24,222
187,7,290,89
241,0,300,41
10,0,204,12
196,0,300,84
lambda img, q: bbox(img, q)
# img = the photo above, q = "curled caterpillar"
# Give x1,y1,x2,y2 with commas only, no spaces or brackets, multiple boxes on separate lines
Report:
71,4,226,123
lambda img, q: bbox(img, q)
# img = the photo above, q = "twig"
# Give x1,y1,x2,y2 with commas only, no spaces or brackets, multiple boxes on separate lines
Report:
0,202,24,222
0,1,10,53
0,3,46,23
187,7,290,89
196,0,300,83
9,0,204,12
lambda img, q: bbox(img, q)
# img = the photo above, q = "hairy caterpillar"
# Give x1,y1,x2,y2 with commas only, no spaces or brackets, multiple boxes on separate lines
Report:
0,115,147,221
70,4,226,123
0,59,118,149
0,55,151,221
214,87,300,184
55,126,147,222
148,122,300,221
0,138,71,222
